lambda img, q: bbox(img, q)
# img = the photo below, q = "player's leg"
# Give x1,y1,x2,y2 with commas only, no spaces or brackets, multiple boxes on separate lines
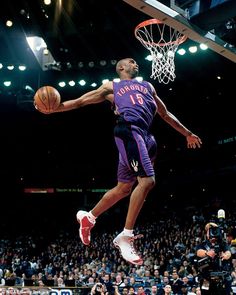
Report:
92,181,135,216
76,181,134,246
124,175,155,230
113,128,157,265
124,133,157,229
113,176,155,265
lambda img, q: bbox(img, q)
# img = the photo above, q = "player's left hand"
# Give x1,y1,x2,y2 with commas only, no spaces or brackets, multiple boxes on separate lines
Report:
186,133,202,149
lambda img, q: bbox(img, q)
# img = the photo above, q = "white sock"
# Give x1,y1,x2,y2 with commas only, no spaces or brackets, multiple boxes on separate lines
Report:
123,228,134,236
88,211,96,222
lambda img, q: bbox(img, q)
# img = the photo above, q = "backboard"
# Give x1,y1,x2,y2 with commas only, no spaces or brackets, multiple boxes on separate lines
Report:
123,0,236,63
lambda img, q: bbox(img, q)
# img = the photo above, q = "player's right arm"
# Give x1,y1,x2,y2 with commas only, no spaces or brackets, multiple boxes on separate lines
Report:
37,82,114,113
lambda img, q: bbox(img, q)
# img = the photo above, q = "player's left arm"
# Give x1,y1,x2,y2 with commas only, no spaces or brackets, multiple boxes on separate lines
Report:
150,83,202,149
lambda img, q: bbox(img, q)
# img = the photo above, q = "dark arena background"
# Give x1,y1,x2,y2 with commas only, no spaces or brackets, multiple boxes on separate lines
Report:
0,0,236,294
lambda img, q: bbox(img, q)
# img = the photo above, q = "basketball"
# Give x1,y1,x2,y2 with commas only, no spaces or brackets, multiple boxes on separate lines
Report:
34,86,61,113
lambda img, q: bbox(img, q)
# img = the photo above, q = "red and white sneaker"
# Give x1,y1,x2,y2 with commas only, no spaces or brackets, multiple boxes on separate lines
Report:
76,210,95,245
113,233,143,265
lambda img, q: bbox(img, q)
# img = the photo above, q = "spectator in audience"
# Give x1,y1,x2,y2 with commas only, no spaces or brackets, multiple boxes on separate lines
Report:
129,286,136,295
87,277,95,287
153,270,162,285
113,274,126,290
157,284,173,295
122,287,129,295
102,273,114,293
137,286,146,295
150,285,158,295
170,271,183,294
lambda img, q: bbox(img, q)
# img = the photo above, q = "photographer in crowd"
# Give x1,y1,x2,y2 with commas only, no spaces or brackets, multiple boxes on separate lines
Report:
196,222,232,295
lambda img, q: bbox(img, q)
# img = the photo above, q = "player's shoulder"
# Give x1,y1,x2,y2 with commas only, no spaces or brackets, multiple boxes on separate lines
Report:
146,81,155,89
99,80,113,93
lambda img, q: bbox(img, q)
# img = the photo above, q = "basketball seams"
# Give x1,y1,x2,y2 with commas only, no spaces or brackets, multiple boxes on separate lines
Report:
51,88,59,110
45,86,51,111
37,90,49,111
34,86,60,113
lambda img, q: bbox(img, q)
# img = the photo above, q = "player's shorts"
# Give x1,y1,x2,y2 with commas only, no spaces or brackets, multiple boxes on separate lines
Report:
114,119,157,183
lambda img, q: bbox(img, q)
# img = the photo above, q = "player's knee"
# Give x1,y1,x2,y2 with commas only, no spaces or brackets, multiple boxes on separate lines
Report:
139,176,155,190
147,176,156,189
116,183,133,197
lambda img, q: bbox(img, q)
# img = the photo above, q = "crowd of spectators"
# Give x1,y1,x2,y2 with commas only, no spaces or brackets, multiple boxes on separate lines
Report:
0,208,236,295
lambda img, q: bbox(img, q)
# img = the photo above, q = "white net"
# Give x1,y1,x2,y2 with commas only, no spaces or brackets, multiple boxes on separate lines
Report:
135,19,187,84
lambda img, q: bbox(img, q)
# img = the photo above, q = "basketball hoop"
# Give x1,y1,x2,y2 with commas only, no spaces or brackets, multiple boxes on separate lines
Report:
135,19,187,84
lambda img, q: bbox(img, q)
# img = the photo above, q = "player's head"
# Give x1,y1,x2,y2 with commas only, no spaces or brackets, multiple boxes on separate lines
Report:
116,58,139,79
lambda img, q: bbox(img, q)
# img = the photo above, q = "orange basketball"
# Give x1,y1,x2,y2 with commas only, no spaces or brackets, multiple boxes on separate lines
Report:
34,86,61,113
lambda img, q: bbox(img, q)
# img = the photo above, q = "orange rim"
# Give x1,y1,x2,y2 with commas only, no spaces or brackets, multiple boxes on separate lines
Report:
134,18,187,47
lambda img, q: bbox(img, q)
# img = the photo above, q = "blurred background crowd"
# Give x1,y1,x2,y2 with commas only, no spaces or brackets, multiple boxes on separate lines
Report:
1,203,236,295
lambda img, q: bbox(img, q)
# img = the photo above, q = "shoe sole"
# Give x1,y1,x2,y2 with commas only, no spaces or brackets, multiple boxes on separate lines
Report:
113,241,143,265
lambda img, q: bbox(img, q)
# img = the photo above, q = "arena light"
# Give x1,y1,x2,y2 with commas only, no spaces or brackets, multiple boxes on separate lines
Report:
18,65,26,71
68,80,75,86
189,46,198,53
177,48,186,55
113,78,120,82
200,43,208,50
78,62,84,68
88,61,95,68
0,63,3,69
78,80,86,86
91,83,97,87
145,55,153,61
3,81,11,87
102,79,109,84
136,76,143,82
111,59,117,65
44,0,51,5
6,20,13,27
7,65,14,70
58,81,66,87
100,60,107,66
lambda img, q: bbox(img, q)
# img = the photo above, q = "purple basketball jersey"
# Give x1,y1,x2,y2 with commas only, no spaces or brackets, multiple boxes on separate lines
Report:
113,79,157,130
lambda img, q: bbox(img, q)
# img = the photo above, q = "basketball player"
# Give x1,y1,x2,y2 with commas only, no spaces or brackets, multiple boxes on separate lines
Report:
36,58,202,265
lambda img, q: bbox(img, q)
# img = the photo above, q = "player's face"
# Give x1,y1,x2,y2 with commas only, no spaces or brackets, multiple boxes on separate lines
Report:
124,59,139,77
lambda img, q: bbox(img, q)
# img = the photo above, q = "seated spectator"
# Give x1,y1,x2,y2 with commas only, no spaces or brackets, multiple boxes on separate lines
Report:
113,274,126,290
170,271,183,294
157,284,172,295
129,286,136,295
150,285,158,295
137,286,146,295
